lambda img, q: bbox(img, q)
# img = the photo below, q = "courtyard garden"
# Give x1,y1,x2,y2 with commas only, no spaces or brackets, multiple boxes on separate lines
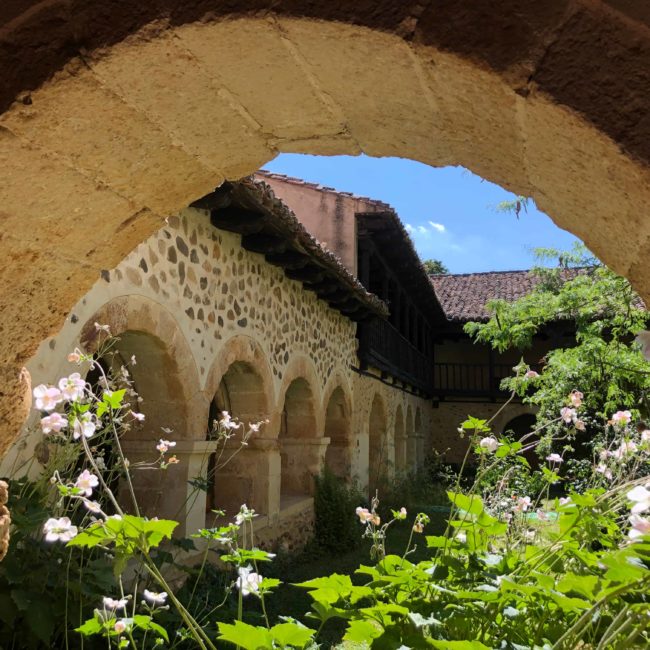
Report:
2,248,650,649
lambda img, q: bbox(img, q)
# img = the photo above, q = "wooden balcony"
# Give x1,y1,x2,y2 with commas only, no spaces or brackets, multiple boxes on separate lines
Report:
432,362,538,398
357,318,433,395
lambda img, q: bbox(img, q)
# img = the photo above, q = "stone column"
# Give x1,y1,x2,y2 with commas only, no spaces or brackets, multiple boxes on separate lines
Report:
279,436,331,499
120,439,218,536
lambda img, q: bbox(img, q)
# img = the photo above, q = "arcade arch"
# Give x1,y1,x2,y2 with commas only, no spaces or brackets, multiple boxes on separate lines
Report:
323,386,352,479
368,393,388,494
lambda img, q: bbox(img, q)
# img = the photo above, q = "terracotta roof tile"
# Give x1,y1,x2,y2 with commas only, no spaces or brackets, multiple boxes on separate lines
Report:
430,269,582,322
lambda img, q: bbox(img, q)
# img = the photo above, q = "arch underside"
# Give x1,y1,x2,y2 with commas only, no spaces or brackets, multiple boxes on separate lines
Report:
1,3,650,454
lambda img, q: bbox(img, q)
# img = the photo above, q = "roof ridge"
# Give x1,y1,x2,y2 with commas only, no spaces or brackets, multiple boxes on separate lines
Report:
256,169,394,210
431,269,534,278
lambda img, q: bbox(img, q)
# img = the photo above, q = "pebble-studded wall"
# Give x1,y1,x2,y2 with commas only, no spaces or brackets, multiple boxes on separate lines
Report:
1,205,436,551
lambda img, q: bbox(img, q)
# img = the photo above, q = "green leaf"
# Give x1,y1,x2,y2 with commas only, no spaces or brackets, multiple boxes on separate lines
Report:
343,619,383,643
270,622,314,648
75,616,105,636
103,389,126,410
447,492,484,516
66,525,113,548
218,621,273,650
132,614,169,642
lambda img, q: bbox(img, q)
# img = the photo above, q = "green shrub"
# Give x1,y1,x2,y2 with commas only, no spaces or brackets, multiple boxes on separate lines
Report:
313,468,363,554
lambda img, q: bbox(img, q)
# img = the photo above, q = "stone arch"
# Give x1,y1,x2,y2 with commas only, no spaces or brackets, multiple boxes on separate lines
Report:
205,335,275,423
79,294,203,521
278,374,327,504
203,335,275,518
394,403,406,473
80,294,203,438
278,355,324,435
2,7,650,459
323,385,353,479
368,392,389,494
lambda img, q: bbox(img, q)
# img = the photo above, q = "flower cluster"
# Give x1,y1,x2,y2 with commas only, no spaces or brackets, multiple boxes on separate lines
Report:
627,485,650,541
236,566,263,596
356,506,380,526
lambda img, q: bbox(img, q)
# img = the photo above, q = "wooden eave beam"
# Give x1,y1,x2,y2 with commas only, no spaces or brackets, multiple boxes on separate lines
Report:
241,233,288,254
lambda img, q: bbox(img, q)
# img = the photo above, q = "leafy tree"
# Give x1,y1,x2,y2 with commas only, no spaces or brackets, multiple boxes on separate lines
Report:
422,258,448,275
464,244,650,473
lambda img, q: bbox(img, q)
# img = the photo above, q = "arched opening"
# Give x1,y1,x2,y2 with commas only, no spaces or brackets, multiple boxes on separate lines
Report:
413,407,423,469
207,361,269,517
394,404,406,473
279,378,320,505
502,413,538,469
1,9,650,458
323,387,352,479
368,394,388,494
88,329,190,521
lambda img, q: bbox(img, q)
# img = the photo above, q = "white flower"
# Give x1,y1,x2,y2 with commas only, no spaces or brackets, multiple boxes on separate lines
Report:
103,596,128,610
40,412,67,434
143,589,167,605
559,497,572,506
574,419,586,431
355,507,373,524
156,439,176,453
627,485,650,514
130,355,137,366
628,514,650,541
560,407,577,424
641,430,650,443
67,349,82,364
72,412,97,439
235,504,257,525
514,496,531,512
611,410,632,426
455,531,467,544
94,322,111,334
536,509,549,521
569,391,583,408
130,411,145,422
75,469,99,497
524,370,539,379
596,463,613,480
236,566,263,596
479,437,499,453
33,384,63,412
114,619,129,633
58,373,86,402
611,440,638,460
83,500,102,514
546,453,563,464
43,517,78,542
219,411,242,431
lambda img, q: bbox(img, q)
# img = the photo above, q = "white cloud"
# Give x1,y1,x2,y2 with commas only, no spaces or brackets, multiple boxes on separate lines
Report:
428,221,446,233
418,225,428,234
405,223,415,233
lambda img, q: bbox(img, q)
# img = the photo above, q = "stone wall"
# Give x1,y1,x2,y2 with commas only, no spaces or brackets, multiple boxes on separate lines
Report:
1,206,436,547
430,400,536,464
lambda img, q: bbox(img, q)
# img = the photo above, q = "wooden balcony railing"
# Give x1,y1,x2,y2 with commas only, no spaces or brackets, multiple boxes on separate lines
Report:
357,318,433,394
432,362,538,397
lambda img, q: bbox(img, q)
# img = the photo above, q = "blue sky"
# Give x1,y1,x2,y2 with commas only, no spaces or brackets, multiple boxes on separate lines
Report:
264,154,580,274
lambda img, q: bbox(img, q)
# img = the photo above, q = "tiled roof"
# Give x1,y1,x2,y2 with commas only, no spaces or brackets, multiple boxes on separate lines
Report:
430,269,582,323
256,170,393,210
